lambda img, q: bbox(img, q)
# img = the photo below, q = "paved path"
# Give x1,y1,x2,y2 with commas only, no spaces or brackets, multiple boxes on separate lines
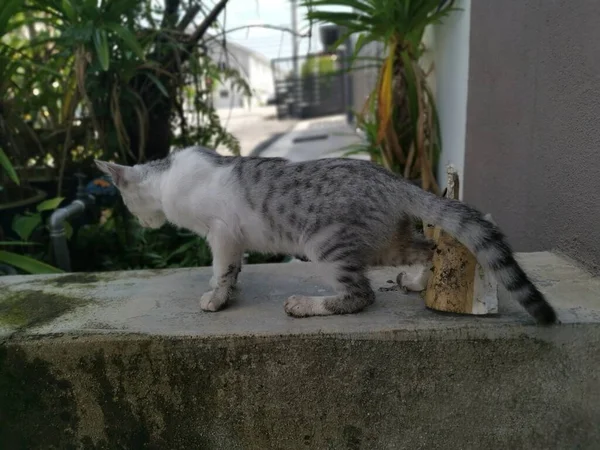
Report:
215,106,297,157
259,114,370,162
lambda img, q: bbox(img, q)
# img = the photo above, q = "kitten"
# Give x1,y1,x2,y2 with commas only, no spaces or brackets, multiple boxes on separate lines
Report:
95,146,557,325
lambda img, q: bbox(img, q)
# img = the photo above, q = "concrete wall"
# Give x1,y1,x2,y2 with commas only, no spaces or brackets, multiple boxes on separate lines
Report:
463,0,600,273
3,330,599,449
1,255,599,448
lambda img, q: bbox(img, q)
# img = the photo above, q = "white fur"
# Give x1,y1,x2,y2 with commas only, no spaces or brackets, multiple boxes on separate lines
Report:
156,149,303,256
97,149,313,312
397,264,431,292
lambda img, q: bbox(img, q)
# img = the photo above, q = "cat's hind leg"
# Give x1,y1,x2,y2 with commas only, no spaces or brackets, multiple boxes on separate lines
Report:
393,235,436,293
284,259,375,318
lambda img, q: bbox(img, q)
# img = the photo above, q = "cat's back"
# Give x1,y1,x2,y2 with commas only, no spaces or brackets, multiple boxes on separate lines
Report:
167,146,236,182
233,155,396,186
161,147,241,205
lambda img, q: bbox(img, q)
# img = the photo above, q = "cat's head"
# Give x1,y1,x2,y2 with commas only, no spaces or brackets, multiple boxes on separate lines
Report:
94,160,167,229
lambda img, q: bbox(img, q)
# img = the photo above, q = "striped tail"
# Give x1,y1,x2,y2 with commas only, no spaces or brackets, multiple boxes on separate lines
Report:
404,184,557,325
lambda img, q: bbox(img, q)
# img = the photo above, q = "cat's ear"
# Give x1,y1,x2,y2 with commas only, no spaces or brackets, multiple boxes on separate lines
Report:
94,160,139,187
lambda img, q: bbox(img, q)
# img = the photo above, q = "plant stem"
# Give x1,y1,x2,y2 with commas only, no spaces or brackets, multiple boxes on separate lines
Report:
57,89,79,196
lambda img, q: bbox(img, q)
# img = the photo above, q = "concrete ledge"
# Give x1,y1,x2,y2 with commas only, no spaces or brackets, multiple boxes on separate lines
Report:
1,252,599,449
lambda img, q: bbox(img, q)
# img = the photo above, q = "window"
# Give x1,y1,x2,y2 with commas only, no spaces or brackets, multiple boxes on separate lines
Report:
219,90,229,98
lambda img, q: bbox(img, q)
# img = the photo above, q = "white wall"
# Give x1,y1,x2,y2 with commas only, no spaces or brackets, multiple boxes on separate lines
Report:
207,42,274,110
248,56,275,105
209,44,250,110
429,0,472,199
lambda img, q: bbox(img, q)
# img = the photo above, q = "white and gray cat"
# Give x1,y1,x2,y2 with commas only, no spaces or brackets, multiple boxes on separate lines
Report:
95,146,556,325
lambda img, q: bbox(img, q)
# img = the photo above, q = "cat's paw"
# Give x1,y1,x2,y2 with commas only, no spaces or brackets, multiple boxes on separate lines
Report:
209,275,218,289
396,265,431,292
200,290,225,312
285,296,311,317
284,295,328,317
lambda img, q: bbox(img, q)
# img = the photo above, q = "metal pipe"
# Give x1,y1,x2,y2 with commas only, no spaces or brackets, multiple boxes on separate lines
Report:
50,173,94,271
49,200,86,272
291,0,301,118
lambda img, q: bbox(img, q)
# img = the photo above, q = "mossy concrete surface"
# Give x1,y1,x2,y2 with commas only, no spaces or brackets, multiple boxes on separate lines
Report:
0,252,599,449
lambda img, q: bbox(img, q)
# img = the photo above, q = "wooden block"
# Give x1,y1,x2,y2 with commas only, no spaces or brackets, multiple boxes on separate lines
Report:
423,167,498,315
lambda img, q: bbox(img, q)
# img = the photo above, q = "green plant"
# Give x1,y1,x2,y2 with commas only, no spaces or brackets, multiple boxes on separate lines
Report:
0,0,50,174
340,94,384,163
301,54,339,77
0,143,64,274
0,243,63,274
0,84,60,275
12,196,66,242
2,0,242,194
0,195,65,274
0,147,19,190
304,0,458,192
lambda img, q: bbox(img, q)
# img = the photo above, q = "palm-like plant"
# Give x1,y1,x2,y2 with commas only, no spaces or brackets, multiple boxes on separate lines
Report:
303,0,458,193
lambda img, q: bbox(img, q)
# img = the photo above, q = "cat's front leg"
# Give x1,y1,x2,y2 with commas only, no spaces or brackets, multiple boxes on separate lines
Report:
209,263,242,288
201,225,243,312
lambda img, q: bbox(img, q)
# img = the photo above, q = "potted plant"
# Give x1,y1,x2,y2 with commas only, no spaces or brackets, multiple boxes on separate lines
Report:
303,0,458,193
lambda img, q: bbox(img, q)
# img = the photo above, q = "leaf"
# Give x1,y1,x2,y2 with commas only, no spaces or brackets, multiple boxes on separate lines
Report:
60,70,79,123
61,0,76,22
0,147,19,185
166,240,197,261
36,197,65,212
352,33,376,61
64,221,74,240
301,0,371,14
0,250,64,274
144,72,169,97
105,23,145,60
93,29,110,71
0,0,22,35
12,214,42,242
0,241,41,246
376,39,396,143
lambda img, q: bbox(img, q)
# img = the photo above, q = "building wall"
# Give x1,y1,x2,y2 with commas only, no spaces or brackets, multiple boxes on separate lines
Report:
463,0,600,273
209,44,250,110
349,1,600,273
207,43,274,110
248,56,274,105
349,40,383,118
429,0,471,197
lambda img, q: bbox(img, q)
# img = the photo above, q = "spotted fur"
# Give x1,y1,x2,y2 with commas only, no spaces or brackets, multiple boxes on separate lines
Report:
95,146,557,325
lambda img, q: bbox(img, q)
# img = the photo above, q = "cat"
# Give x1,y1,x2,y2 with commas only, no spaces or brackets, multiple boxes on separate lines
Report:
95,146,557,325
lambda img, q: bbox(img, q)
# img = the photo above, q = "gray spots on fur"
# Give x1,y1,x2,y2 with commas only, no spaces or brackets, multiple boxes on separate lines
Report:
136,149,556,325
